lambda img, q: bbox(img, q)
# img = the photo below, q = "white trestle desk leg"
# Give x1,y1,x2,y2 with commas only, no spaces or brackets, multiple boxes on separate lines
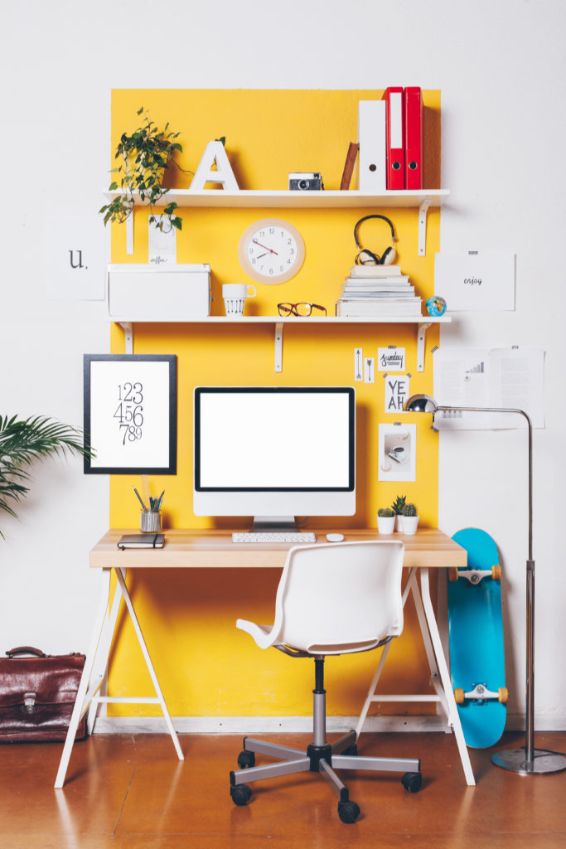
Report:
409,572,451,723
86,573,124,735
356,568,416,737
419,568,476,787
114,568,184,761
54,569,112,789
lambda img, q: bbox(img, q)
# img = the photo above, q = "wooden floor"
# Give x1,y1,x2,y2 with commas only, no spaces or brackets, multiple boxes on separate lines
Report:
1,731,565,847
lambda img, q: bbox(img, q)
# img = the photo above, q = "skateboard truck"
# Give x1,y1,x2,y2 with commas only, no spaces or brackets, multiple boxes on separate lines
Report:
448,565,502,585
454,684,509,705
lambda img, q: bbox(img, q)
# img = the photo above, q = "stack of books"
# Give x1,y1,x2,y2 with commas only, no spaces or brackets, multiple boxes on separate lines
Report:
336,266,423,318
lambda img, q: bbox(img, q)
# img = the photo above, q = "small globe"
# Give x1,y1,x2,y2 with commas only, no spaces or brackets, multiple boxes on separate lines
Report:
426,296,447,317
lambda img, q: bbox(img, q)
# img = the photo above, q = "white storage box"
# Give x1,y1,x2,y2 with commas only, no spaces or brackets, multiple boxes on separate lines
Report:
108,264,211,321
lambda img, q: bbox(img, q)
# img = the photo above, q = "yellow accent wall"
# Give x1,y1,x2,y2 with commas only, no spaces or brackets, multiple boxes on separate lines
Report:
109,89,441,717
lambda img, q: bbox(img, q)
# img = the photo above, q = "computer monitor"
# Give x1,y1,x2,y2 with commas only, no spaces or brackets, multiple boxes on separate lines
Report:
193,387,355,525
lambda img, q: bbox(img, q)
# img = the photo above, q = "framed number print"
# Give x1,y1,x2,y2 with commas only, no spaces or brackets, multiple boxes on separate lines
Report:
84,354,177,474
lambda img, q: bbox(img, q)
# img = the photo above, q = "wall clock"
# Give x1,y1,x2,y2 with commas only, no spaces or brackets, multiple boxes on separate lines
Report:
239,218,305,284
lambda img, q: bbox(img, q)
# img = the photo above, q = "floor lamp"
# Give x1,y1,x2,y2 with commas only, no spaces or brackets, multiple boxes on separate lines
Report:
404,393,566,776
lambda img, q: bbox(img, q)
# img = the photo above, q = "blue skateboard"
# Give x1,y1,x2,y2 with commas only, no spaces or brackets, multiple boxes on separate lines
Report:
448,528,508,749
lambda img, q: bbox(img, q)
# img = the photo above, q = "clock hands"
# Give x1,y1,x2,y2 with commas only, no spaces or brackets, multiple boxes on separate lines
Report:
252,238,278,256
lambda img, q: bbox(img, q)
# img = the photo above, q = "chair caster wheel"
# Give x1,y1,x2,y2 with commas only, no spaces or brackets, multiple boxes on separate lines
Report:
343,744,358,756
230,784,252,806
237,750,256,769
401,772,423,793
338,800,360,824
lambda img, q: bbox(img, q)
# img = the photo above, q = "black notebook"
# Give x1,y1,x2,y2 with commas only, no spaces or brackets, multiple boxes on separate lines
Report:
117,533,165,550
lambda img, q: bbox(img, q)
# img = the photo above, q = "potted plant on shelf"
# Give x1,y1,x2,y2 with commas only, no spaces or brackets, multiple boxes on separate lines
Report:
99,107,186,233
377,507,395,535
0,415,88,539
399,503,419,536
391,494,407,531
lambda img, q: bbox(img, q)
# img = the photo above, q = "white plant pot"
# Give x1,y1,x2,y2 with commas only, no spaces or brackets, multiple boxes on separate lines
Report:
377,516,396,535
395,514,403,532
399,515,419,535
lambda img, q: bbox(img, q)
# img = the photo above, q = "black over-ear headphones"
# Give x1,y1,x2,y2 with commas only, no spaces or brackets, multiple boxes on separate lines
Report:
354,214,398,265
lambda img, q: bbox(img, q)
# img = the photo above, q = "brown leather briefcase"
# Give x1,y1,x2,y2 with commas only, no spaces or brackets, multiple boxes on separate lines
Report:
0,646,87,742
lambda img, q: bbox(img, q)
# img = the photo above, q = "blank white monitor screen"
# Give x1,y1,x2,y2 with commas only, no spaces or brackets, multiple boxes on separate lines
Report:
195,388,354,491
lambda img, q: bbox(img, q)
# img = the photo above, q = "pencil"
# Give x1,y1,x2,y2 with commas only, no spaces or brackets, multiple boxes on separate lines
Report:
134,487,148,512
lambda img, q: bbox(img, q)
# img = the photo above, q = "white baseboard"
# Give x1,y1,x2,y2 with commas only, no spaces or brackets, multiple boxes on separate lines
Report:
93,715,450,734
505,714,566,732
93,713,566,735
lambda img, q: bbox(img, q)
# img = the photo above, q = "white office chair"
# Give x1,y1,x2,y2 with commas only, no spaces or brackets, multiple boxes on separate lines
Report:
229,541,422,824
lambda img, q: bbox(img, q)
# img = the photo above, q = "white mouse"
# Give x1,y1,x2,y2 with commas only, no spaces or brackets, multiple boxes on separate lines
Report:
326,533,345,543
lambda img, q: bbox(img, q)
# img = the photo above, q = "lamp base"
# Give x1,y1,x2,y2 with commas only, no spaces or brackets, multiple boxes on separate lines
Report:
492,747,566,775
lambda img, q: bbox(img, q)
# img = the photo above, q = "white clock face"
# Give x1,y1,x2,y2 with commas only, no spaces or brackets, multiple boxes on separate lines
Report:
239,219,305,284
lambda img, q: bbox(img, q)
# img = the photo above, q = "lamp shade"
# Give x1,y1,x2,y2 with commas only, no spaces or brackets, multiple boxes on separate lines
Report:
404,394,439,414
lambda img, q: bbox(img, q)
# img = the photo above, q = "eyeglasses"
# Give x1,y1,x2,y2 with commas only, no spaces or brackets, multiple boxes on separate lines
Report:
277,302,327,317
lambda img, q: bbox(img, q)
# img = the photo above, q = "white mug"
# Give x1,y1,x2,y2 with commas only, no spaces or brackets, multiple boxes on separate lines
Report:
222,283,256,318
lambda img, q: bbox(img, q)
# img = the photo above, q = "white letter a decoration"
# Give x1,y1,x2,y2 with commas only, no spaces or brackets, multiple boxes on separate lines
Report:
190,140,239,191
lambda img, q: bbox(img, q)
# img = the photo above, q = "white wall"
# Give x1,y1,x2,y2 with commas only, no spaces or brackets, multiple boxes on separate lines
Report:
1,0,564,726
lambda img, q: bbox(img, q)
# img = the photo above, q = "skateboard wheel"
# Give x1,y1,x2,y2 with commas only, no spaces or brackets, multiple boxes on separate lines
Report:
491,565,502,581
498,687,509,704
454,688,465,704
448,568,459,582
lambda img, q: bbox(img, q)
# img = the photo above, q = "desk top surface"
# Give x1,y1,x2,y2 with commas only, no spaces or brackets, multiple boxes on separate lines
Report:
90,528,466,569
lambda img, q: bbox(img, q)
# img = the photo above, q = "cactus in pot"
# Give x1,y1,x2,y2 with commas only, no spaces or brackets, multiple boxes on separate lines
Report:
377,506,396,535
391,495,407,531
399,502,419,535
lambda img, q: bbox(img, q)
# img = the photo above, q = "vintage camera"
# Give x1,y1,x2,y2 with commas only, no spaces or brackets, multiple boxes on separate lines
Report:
288,171,325,191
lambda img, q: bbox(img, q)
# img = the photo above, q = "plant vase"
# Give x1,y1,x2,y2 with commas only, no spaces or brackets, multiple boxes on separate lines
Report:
377,515,396,535
399,515,419,535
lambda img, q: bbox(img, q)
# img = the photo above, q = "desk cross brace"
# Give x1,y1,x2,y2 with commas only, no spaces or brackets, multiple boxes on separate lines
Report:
356,568,475,787
54,567,183,789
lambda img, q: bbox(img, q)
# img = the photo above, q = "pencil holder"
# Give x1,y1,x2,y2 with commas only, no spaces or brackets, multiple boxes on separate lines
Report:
140,510,162,533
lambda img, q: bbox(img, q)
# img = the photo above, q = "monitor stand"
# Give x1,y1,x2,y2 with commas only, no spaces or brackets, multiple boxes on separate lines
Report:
252,516,298,532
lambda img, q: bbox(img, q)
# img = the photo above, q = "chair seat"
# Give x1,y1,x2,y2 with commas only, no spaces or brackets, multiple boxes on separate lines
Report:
236,618,387,655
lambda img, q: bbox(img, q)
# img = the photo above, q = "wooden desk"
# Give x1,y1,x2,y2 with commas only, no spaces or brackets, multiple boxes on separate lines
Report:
91,528,466,569
55,529,474,789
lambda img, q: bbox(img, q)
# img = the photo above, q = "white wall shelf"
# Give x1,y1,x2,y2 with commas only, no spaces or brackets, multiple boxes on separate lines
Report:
106,188,448,209
107,188,449,257
116,315,451,373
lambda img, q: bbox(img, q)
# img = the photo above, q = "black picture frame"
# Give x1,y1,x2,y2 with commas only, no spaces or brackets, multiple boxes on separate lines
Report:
84,354,177,475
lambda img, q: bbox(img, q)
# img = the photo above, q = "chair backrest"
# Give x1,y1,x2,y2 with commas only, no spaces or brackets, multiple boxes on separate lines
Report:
271,541,404,654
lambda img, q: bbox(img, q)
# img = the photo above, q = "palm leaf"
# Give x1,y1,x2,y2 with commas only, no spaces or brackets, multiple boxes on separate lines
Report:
0,415,91,538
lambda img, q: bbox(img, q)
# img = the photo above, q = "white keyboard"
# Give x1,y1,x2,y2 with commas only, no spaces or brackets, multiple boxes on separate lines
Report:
232,532,317,544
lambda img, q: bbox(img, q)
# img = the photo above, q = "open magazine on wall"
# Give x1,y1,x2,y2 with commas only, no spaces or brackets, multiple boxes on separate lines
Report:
433,346,545,430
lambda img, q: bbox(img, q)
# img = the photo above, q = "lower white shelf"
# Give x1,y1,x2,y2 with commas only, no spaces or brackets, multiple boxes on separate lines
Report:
115,315,451,373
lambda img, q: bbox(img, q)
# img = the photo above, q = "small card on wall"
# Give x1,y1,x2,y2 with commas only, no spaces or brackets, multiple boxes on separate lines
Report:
378,423,416,482
434,250,516,311
378,347,405,372
84,354,177,474
354,348,363,382
364,357,375,384
148,220,177,266
384,375,410,413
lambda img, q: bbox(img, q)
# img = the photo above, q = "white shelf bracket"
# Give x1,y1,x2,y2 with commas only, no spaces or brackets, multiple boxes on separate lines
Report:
274,322,283,373
120,322,134,354
126,214,134,256
418,199,431,257
417,323,431,372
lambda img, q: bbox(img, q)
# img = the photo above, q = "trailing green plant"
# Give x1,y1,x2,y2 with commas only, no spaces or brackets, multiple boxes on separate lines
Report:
99,107,185,233
378,507,395,518
401,503,418,517
0,415,89,538
391,495,407,515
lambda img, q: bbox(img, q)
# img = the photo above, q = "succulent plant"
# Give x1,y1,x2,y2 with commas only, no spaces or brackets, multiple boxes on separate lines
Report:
391,495,407,515
378,507,395,518
401,503,418,517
